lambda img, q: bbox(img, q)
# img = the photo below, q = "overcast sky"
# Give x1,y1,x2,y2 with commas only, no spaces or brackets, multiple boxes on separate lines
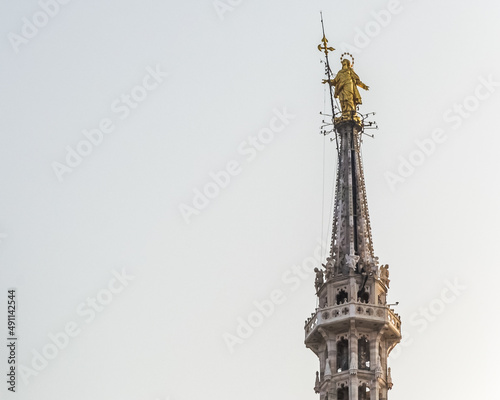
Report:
1,0,499,399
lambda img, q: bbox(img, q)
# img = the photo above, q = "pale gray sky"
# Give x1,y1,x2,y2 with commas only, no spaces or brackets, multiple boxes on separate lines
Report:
1,0,499,399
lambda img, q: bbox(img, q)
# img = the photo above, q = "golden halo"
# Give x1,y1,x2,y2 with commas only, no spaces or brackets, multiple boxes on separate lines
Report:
340,52,354,66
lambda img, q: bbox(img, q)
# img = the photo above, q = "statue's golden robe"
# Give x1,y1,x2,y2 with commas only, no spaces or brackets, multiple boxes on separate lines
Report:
331,67,363,112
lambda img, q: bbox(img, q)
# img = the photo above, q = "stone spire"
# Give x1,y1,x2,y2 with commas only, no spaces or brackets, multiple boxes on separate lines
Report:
319,47,375,278
304,24,402,400
327,121,376,277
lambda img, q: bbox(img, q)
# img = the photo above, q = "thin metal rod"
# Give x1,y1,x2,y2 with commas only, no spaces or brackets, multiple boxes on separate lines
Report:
320,12,340,156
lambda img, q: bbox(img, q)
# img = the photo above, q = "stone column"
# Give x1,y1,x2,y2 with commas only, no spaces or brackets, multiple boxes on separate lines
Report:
327,339,336,374
379,382,387,400
349,323,358,371
350,376,359,400
349,321,358,399
349,276,357,302
319,343,327,380
370,379,379,400
370,334,377,373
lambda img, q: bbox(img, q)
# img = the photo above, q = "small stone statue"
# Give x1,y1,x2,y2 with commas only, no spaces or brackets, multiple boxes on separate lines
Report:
314,268,324,290
380,264,390,287
323,256,334,280
345,254,359,271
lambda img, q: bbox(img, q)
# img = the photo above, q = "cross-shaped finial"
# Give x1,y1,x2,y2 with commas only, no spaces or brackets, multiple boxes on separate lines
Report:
318,35,335,56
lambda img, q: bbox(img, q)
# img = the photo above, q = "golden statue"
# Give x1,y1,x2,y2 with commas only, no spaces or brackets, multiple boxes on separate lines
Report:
323,57,369,121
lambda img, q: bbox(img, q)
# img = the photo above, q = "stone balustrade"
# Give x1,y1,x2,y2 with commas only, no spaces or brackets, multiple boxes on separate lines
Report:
305,301,401,338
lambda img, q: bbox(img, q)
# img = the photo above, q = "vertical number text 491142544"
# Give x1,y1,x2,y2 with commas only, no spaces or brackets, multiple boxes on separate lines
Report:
7,289,17,393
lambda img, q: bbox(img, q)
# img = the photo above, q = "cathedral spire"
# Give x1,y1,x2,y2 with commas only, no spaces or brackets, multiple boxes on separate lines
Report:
321,44,374,278
304,18,401,400
328,119,375,276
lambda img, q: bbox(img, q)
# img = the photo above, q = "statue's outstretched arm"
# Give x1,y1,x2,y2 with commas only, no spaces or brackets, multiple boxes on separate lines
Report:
358,81,369,91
